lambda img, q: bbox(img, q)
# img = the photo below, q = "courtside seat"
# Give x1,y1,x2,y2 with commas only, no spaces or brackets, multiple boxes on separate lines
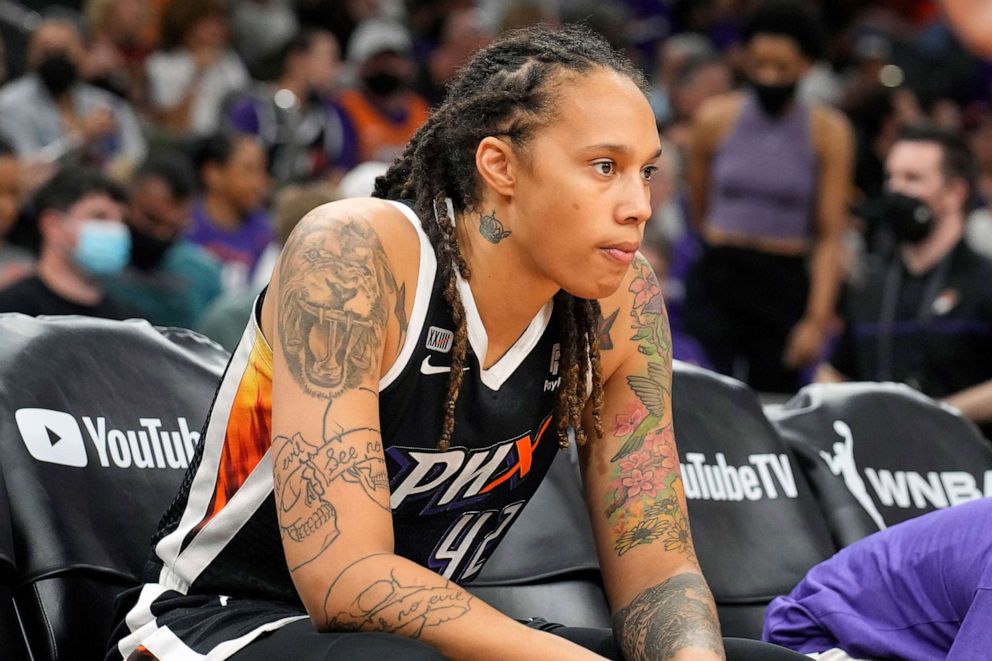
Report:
672,361,837,639
469,450,612,628
0,314,228,661
767,381,992,548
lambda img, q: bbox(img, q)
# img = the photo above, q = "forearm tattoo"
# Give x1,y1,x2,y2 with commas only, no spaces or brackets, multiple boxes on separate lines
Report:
612,573,725,661
604,258,694,559
325,555,474,638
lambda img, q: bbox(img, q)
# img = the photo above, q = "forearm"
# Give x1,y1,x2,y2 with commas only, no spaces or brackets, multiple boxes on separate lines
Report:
942,379,992,423
312,553,601,661
611,572,724,661
805,235,843,324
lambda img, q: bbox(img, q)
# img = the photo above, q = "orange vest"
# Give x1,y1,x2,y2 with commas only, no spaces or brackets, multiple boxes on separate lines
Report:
338,89,430,163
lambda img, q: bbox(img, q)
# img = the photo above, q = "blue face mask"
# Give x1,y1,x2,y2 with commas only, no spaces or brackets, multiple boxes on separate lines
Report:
73,220,132,277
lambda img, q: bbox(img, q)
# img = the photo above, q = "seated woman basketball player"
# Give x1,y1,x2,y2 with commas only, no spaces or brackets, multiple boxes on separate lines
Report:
108,24,806,661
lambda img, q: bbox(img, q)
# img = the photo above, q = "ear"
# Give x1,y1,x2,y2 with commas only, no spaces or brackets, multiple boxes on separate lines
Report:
946,177,969,212
475,136,517,199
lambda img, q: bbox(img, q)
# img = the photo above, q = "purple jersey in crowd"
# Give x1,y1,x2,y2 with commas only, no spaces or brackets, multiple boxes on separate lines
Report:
186,202,274,290
763,498,992,660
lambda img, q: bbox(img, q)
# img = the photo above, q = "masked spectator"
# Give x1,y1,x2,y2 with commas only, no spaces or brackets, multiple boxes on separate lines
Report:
104,153,223,328
0,167,136,319
225,29,358,186
338,18,430,163
0,17,147,176
818,124,992,438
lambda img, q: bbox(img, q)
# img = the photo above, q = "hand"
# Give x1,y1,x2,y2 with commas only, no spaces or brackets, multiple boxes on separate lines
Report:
782,317,828,369
79,107,116,141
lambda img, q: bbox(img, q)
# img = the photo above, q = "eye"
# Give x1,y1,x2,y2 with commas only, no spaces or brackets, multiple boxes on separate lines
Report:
593,160,616,176
641,166,659,182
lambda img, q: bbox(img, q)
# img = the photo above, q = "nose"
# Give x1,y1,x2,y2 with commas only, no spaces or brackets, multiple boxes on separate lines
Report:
617,174,652,226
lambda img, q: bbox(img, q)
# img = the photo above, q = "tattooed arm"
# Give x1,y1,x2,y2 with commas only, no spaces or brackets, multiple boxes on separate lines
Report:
266,200,602,660
579,254,724,661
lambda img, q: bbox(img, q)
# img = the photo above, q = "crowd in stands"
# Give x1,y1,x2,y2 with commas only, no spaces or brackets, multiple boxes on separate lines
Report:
0,1,990,658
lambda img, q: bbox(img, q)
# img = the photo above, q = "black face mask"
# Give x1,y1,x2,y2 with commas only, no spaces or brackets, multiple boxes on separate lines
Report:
362,71,405,96
752,81,797,116
129,225,175,271
37,52,78,97
881,191,935,245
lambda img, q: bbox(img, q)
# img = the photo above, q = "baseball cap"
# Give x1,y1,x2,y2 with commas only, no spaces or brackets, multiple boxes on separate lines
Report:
347,18,413,63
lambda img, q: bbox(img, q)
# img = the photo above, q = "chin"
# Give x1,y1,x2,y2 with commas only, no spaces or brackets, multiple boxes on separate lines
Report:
560,273,625,301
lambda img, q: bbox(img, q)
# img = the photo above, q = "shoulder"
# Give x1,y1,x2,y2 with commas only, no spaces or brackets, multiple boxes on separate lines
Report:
810,104,853,147
272,197,423,299
692,91,745,150
0,76,36,107
696,91,745,127
594,253,667,380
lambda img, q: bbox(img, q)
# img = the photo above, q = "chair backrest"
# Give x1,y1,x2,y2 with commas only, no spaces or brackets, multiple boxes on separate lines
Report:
0,314,228,660
768,381,992,548
671,361,837,638
470,450,611,628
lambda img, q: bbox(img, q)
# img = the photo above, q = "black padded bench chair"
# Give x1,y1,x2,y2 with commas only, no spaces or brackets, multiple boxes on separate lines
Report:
671,361,837,638
0,314,228,660
768,381,992,548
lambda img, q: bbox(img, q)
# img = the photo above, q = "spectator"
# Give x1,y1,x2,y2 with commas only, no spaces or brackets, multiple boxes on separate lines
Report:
817,124,992,438
186,132,273,291
197,183,335,351
82,0,155,105
224,29,358,186
104,153,223,328
0,138,33,288
764,498,992,660
338,18,430,163
146,0,249,136
417,7,493,105
0,167,136,319
230,0,298,69
0,17,147,177
683,0,854,394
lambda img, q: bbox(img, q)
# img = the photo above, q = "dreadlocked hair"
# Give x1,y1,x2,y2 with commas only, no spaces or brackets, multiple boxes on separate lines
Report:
373,23,641,451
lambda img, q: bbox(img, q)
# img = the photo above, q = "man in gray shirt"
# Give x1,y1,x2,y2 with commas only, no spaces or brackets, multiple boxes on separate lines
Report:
0,17,146,175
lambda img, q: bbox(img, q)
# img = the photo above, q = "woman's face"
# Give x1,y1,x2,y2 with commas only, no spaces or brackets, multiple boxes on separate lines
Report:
743,34,809,87
507,68,661,299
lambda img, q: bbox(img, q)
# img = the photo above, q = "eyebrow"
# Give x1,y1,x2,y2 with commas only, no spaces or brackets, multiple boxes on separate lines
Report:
581,144,663,160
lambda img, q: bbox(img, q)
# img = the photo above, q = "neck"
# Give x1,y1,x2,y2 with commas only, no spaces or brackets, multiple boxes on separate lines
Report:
901,213,964,275
36,251,103,305
204,194,243,230
455,204,558,367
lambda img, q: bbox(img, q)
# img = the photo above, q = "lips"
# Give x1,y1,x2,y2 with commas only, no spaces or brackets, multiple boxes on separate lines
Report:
600,242,639,265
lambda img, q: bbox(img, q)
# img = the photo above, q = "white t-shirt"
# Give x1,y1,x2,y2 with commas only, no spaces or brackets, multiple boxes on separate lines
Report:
146,49,250,135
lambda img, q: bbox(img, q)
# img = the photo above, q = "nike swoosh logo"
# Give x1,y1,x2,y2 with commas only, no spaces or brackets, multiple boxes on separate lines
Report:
420,355,469,375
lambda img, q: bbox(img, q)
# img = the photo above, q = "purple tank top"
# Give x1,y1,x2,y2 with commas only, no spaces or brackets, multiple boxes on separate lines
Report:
707,91,817,242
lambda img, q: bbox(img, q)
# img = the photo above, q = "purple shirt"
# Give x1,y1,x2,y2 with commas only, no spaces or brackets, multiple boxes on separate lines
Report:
763,498,992,660
185,201,274,291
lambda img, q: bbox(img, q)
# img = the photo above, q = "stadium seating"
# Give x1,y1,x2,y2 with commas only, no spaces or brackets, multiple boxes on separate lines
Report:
768,381,992,547
671,361,837,638
4,313,983,658
0,314,228,660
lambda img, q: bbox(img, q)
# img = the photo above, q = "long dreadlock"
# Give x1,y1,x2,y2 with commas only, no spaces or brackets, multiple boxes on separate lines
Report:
373,23,646,451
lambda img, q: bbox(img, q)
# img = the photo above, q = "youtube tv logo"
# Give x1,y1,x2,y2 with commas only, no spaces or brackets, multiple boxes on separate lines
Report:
15,408,88,467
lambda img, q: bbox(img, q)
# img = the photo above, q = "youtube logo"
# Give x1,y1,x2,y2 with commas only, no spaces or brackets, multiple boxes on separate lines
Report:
15,408,89,467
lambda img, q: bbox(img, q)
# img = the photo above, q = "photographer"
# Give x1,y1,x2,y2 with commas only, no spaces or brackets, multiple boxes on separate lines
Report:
818,124,992,437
